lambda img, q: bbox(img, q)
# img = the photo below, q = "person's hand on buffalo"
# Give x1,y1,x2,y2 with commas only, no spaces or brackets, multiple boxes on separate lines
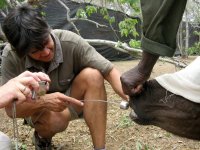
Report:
120,52,159,96
120,65,149,96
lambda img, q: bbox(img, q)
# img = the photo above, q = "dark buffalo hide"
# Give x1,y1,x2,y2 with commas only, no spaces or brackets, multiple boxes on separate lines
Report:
129,79,200,140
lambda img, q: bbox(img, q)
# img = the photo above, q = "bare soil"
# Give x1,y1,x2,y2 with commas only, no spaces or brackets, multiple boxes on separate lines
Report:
1,58,200,150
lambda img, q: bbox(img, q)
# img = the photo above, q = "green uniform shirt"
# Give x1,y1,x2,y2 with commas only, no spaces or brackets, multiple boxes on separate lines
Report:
1,29,113,93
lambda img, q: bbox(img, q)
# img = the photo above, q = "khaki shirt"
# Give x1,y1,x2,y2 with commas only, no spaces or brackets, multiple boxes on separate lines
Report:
1,29,113,93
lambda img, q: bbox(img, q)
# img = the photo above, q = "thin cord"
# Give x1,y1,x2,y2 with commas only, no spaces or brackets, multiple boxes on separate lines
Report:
12,101,18,150
80,99,122,105
159,90,175,103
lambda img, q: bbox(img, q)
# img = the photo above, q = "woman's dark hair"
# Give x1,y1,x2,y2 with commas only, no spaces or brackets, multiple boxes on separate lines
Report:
2,4,50,57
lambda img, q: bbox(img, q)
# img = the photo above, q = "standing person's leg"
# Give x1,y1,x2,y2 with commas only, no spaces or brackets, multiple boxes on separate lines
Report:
120,0,187,97
70,68,107,150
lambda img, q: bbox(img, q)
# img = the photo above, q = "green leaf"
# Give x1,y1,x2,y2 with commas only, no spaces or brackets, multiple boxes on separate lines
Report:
99,8,108,16
187,42,200,55
129,39,141,48
40,11,46,17
76,8,87,19
86,6,97,16
118,115,134,128
119,18,138,38
136,141,143,150
0,0,7,9
109,16,115,24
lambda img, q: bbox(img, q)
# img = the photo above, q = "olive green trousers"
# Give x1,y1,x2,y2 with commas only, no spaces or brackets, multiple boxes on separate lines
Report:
140,0,187,56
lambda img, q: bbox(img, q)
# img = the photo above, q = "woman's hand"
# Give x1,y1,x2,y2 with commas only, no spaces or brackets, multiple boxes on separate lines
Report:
0,71,51,108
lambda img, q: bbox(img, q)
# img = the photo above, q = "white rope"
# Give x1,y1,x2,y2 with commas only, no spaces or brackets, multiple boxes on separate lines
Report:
12,101,19,150
80,99,122,105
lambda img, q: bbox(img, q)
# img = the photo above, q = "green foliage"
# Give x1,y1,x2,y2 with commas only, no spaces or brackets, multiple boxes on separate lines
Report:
99,8,108,16
119,18,138,37
99,8,115,24
136,141,143,150
76,8,87,19
104,15,115,24
77,7,115,24
86,6,97,16
0,0,7,9
129,39,141,48
19,143,27,150
187,31,200,56
105,0,141,39
11,142,27,150
118,0,141,12
108,0,140,9
0,0,26,9
187,42,200,55
165,132,172,138
77,1,140,38
119,0,138,5
194,31,200,36
106,0,115,2
118,115,134,128
136,141,155,150
40,11,46,17
130,3,141,13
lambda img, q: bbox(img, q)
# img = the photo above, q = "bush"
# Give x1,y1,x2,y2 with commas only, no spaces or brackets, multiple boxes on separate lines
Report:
129,39,141,48
187,42,200,55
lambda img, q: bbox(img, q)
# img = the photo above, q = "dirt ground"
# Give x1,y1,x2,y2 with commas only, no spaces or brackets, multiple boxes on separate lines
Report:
1,58,200,150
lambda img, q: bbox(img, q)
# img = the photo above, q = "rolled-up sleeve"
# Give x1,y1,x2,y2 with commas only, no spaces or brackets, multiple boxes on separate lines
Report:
140,0,187,57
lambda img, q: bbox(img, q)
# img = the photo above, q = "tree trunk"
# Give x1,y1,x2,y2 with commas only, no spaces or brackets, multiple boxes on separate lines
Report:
185,9,189,53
